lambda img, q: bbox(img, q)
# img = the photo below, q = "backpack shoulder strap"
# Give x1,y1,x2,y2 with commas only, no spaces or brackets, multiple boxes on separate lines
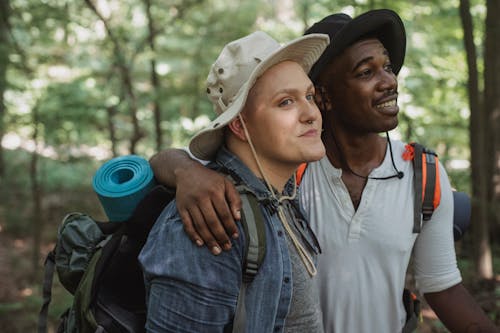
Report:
410,142,441,233
231,184,266,333
235,185,266,283
37,250,56,333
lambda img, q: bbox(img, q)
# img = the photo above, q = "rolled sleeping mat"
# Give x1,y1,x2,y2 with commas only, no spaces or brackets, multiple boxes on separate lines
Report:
93,155,156,222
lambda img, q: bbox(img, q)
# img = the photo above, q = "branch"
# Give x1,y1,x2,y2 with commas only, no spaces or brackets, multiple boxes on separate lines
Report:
0,1,34,78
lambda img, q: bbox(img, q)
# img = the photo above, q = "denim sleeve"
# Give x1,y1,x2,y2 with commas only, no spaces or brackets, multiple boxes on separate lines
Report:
146,278,237,333
140,202,247,333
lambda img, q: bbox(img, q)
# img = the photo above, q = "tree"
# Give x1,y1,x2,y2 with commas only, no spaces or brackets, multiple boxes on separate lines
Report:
484,0,500,276
460,0,500,279
144,0,162,152
84,0,144,155
0,0,10,179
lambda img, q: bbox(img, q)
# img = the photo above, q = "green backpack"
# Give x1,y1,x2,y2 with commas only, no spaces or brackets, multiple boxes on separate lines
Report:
37,183,267,333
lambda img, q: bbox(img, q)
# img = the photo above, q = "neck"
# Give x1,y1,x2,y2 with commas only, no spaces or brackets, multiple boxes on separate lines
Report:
227,139,296,192
323,126,387,175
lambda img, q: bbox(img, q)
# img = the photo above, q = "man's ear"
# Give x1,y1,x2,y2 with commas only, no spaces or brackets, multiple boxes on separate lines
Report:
227,115,248,141
315,85,332,111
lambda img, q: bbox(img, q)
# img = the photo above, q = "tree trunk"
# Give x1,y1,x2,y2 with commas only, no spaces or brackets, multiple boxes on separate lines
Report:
144,0,163,152
106,105,118,157
485,0,500,277
84,0,143,154
30,107,42,279
0,0,10,179
459,0,493,280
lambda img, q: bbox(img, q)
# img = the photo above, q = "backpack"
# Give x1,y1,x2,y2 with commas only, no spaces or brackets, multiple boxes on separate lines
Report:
37,182,267,333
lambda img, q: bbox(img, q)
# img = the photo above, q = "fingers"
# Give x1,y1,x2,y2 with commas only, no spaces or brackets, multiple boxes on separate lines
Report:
174,166,242,255
200,202,233,252
190,205,224,255
178,195,231,256
222,178,242,239
178,208,203,247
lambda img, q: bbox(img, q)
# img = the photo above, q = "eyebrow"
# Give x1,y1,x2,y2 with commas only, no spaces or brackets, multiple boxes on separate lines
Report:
273,83,315,97
351,49,390,73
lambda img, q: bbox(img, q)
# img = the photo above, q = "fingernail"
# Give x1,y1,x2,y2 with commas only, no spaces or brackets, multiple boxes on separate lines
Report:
224,242,232,251
235,210,241,220
212,246,222,255
232,232,239,239
195,239,203,246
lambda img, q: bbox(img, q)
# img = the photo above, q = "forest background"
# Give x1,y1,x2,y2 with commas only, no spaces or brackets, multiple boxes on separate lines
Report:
0,0,499,332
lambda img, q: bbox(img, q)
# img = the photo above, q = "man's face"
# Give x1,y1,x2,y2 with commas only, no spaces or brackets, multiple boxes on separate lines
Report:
324,38,399,134
242,61,325,168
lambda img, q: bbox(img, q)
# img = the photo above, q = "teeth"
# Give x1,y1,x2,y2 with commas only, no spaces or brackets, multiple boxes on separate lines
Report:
376,100,396,108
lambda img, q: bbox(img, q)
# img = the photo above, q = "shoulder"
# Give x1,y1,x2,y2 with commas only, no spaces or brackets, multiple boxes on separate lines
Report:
140,203,247,291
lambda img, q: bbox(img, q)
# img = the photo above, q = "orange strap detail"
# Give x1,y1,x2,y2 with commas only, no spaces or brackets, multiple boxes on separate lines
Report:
421,155,427,202
433,156,441,208
419,149,441,210
296,163,308,186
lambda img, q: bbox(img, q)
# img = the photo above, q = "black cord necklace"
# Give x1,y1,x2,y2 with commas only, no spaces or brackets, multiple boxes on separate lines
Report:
333,132,404,181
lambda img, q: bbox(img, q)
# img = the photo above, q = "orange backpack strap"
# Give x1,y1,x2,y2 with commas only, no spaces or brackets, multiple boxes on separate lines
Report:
296,163,308,186
406,143,441,233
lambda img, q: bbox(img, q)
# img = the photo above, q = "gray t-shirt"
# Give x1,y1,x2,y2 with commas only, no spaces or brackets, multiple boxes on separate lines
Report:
283,228,323,333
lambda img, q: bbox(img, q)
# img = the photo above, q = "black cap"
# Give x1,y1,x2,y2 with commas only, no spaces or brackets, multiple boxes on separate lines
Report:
304,9,406,82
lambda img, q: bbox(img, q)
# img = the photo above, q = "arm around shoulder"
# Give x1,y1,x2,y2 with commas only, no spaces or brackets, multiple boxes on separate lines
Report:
149,147,242,254
149,148,200,188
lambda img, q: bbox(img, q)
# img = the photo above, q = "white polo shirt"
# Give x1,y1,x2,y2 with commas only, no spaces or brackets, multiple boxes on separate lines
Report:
299,139,462,333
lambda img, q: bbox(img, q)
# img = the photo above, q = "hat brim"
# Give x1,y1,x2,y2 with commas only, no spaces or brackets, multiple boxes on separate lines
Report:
309,9,406,82
189,33,329,161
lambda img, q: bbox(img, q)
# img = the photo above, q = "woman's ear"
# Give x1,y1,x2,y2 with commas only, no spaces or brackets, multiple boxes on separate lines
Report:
227,115,248,141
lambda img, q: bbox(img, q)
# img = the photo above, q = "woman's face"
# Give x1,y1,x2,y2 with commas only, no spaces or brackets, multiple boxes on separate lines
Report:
241,60,325,169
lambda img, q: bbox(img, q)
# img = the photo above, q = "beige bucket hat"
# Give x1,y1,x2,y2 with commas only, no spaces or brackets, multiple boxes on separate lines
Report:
188,31,329,160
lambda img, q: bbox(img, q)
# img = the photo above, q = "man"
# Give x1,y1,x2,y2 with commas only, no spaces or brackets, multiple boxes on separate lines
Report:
150,10,499,333
139,31,329,332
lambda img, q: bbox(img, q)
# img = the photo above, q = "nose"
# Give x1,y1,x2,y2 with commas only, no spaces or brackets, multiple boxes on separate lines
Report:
300,97,321,125
377,68,397,92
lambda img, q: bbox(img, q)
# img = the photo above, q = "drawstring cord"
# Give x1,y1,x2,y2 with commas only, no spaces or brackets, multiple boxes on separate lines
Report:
331,130,404,180
239,115,317,277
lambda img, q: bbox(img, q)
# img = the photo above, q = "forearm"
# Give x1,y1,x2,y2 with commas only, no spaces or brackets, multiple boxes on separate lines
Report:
424,283,499,333
149,148,202,188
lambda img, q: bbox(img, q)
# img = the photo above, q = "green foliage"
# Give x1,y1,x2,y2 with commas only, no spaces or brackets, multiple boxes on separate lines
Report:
38,79,108,149
2,0,500,331
0,0,483,237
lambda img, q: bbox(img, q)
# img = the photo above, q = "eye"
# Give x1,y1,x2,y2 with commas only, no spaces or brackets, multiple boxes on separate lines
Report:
278,98,293,107
384,63,394,73
306,93,315,101
355,68,372,78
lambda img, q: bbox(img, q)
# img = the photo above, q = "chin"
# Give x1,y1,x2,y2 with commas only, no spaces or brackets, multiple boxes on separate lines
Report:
378,118,399,133
303,147,326,162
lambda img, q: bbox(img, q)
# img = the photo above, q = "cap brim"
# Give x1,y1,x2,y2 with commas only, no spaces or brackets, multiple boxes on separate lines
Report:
189,33,330,160
309,9,406,81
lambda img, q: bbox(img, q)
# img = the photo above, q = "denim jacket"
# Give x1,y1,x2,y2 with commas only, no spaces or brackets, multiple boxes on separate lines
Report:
139,147,321,333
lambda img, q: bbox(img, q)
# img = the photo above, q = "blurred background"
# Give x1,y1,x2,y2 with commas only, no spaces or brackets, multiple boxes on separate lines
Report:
0,0,498,332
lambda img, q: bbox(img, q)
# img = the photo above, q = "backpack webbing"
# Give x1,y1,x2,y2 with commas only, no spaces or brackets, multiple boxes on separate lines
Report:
411,142,440,233
236,186,267,283
231,190,266,333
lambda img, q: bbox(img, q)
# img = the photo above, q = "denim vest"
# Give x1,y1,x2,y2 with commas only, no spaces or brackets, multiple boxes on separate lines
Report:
139,147,321,332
